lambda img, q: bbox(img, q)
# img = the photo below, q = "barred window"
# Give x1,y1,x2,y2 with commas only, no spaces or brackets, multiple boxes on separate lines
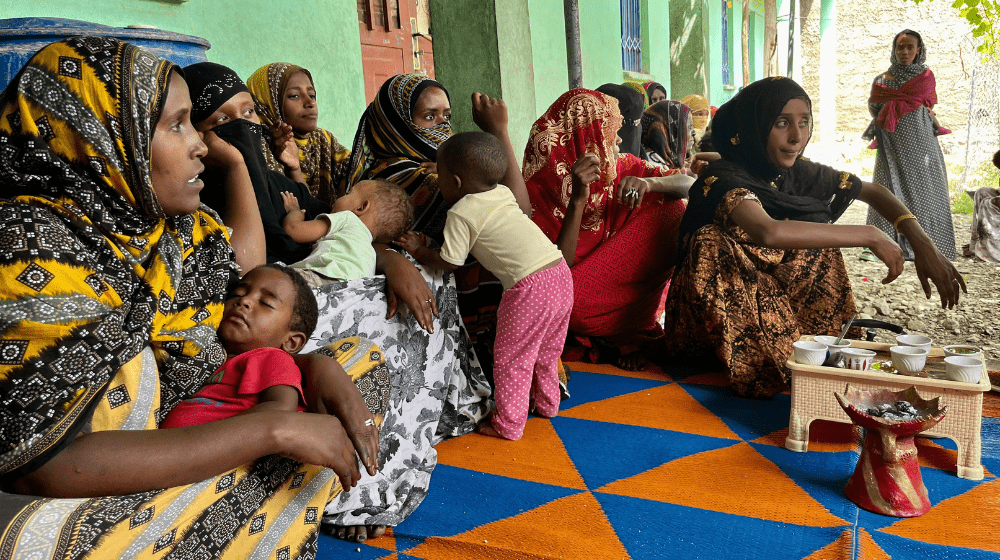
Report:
621,0,642,72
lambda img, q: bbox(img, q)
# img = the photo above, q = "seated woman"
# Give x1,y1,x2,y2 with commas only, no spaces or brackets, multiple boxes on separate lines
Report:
681,94,711,149
643,80,668,105
662,77,964,398
347,74,524,378
184,61,327,266
185,63,491,541
596,83,647,160
524,89,694,371
0,37,387,557
247,62,351,207
969,150,1000,263
641,99,694,170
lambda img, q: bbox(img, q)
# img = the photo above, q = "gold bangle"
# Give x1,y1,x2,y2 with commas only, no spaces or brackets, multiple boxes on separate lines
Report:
893,213,916,232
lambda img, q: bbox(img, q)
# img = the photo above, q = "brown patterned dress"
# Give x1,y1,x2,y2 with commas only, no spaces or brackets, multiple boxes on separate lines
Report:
663,189,859,398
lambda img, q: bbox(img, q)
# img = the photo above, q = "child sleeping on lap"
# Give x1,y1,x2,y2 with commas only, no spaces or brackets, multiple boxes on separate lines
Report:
160,264,319,428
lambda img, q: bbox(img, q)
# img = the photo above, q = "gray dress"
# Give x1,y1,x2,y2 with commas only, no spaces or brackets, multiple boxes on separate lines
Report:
866,70,956,260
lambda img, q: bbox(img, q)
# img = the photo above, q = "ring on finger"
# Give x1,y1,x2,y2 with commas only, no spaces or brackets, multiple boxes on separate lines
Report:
364,419,375,427
425,298,433,303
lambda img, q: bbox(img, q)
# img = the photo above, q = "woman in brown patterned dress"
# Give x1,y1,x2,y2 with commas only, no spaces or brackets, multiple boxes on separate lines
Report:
663,77,965,398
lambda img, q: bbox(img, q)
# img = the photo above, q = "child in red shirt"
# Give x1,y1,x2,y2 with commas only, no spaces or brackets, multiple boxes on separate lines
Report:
160,264,319,428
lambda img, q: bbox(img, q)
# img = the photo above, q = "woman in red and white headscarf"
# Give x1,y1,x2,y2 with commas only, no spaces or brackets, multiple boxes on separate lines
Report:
524,89,693,370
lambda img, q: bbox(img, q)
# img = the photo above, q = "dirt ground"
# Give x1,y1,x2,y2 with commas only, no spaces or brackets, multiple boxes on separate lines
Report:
838,201,1000,366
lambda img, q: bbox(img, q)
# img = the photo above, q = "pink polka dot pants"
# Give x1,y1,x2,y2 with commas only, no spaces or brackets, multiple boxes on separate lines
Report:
491,259,573,440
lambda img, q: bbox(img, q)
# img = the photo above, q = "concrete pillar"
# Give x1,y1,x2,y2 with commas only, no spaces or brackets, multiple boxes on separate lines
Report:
818,0,836,143
429,0,537,154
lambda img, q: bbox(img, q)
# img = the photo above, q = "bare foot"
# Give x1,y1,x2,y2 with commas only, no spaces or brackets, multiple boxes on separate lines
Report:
329,524,387,543
617,350,647,371
475,419,504,438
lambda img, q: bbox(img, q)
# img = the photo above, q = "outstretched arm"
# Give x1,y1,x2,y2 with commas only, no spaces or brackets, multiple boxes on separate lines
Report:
729,196,906,284
10,409,364,498
857,181,965,308
280,192,330,244
396,231,460,271
472,93,531,215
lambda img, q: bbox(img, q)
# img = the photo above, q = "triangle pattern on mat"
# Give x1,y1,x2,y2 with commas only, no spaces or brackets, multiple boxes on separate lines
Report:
878,477,1000,552
562,382,741,440
551,415,738,490
391,465,578,539
557,369,670,411
597,441,849,527
565,360,672,382
435,418,587,490
403,492,632,560
677,383,794,441
594,492,849,560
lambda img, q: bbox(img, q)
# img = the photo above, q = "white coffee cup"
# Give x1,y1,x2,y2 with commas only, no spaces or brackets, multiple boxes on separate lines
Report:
792,340,828,365
895,334,932,352
890,345,928,376
945,356,983,384
814,335,851,362
841,348,877,371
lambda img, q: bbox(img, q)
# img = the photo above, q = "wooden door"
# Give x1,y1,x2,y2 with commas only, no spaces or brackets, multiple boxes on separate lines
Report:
357,0,435,104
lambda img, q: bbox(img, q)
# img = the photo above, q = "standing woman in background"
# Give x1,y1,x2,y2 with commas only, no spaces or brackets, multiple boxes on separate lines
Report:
863,29,956,261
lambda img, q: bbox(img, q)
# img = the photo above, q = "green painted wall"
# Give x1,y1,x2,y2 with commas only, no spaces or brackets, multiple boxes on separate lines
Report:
429,0,501,137
646,0,672,89
578,0,623,90
430,0,537,157
495,0,538,157
1,0,367,143
527,0,567,116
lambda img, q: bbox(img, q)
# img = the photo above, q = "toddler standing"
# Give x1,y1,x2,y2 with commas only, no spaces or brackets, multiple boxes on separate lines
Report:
398,132,573,440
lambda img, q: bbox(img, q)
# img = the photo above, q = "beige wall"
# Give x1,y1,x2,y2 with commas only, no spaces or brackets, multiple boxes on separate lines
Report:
799,0,973,152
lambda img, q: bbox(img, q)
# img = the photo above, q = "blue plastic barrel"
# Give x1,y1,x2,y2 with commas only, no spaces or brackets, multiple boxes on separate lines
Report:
0,17,211,92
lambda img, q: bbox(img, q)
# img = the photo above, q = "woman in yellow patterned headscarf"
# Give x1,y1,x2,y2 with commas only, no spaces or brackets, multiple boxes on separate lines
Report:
0,37,388,558
247,63,352,207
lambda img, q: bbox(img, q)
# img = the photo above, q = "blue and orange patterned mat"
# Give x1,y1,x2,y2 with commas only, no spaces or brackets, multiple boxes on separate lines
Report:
318,361,1000,559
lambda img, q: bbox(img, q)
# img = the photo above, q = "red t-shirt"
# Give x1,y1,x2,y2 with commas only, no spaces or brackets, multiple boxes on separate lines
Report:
160,347,306,429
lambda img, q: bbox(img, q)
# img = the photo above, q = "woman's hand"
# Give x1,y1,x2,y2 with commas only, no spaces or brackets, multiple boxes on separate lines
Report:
912,243,966,309
617,176,649,209
571,152,600,202
865,226,905,284
201,130,245,171
471,92,508,136
271,412,364,488
379,247,439,332
298,354,380,478
272,121,301,171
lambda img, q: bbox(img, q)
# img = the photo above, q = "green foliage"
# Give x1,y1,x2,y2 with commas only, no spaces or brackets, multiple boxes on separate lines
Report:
952,191,975,214
904,0,1000,60
949,159,998,214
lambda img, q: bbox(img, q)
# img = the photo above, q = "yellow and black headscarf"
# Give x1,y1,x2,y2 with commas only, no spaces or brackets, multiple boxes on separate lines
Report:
0,37,235,480
346,73,452,239
247,62,351,207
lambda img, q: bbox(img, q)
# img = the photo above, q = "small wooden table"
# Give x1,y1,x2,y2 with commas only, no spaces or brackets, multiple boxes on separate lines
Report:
785,338,988,480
